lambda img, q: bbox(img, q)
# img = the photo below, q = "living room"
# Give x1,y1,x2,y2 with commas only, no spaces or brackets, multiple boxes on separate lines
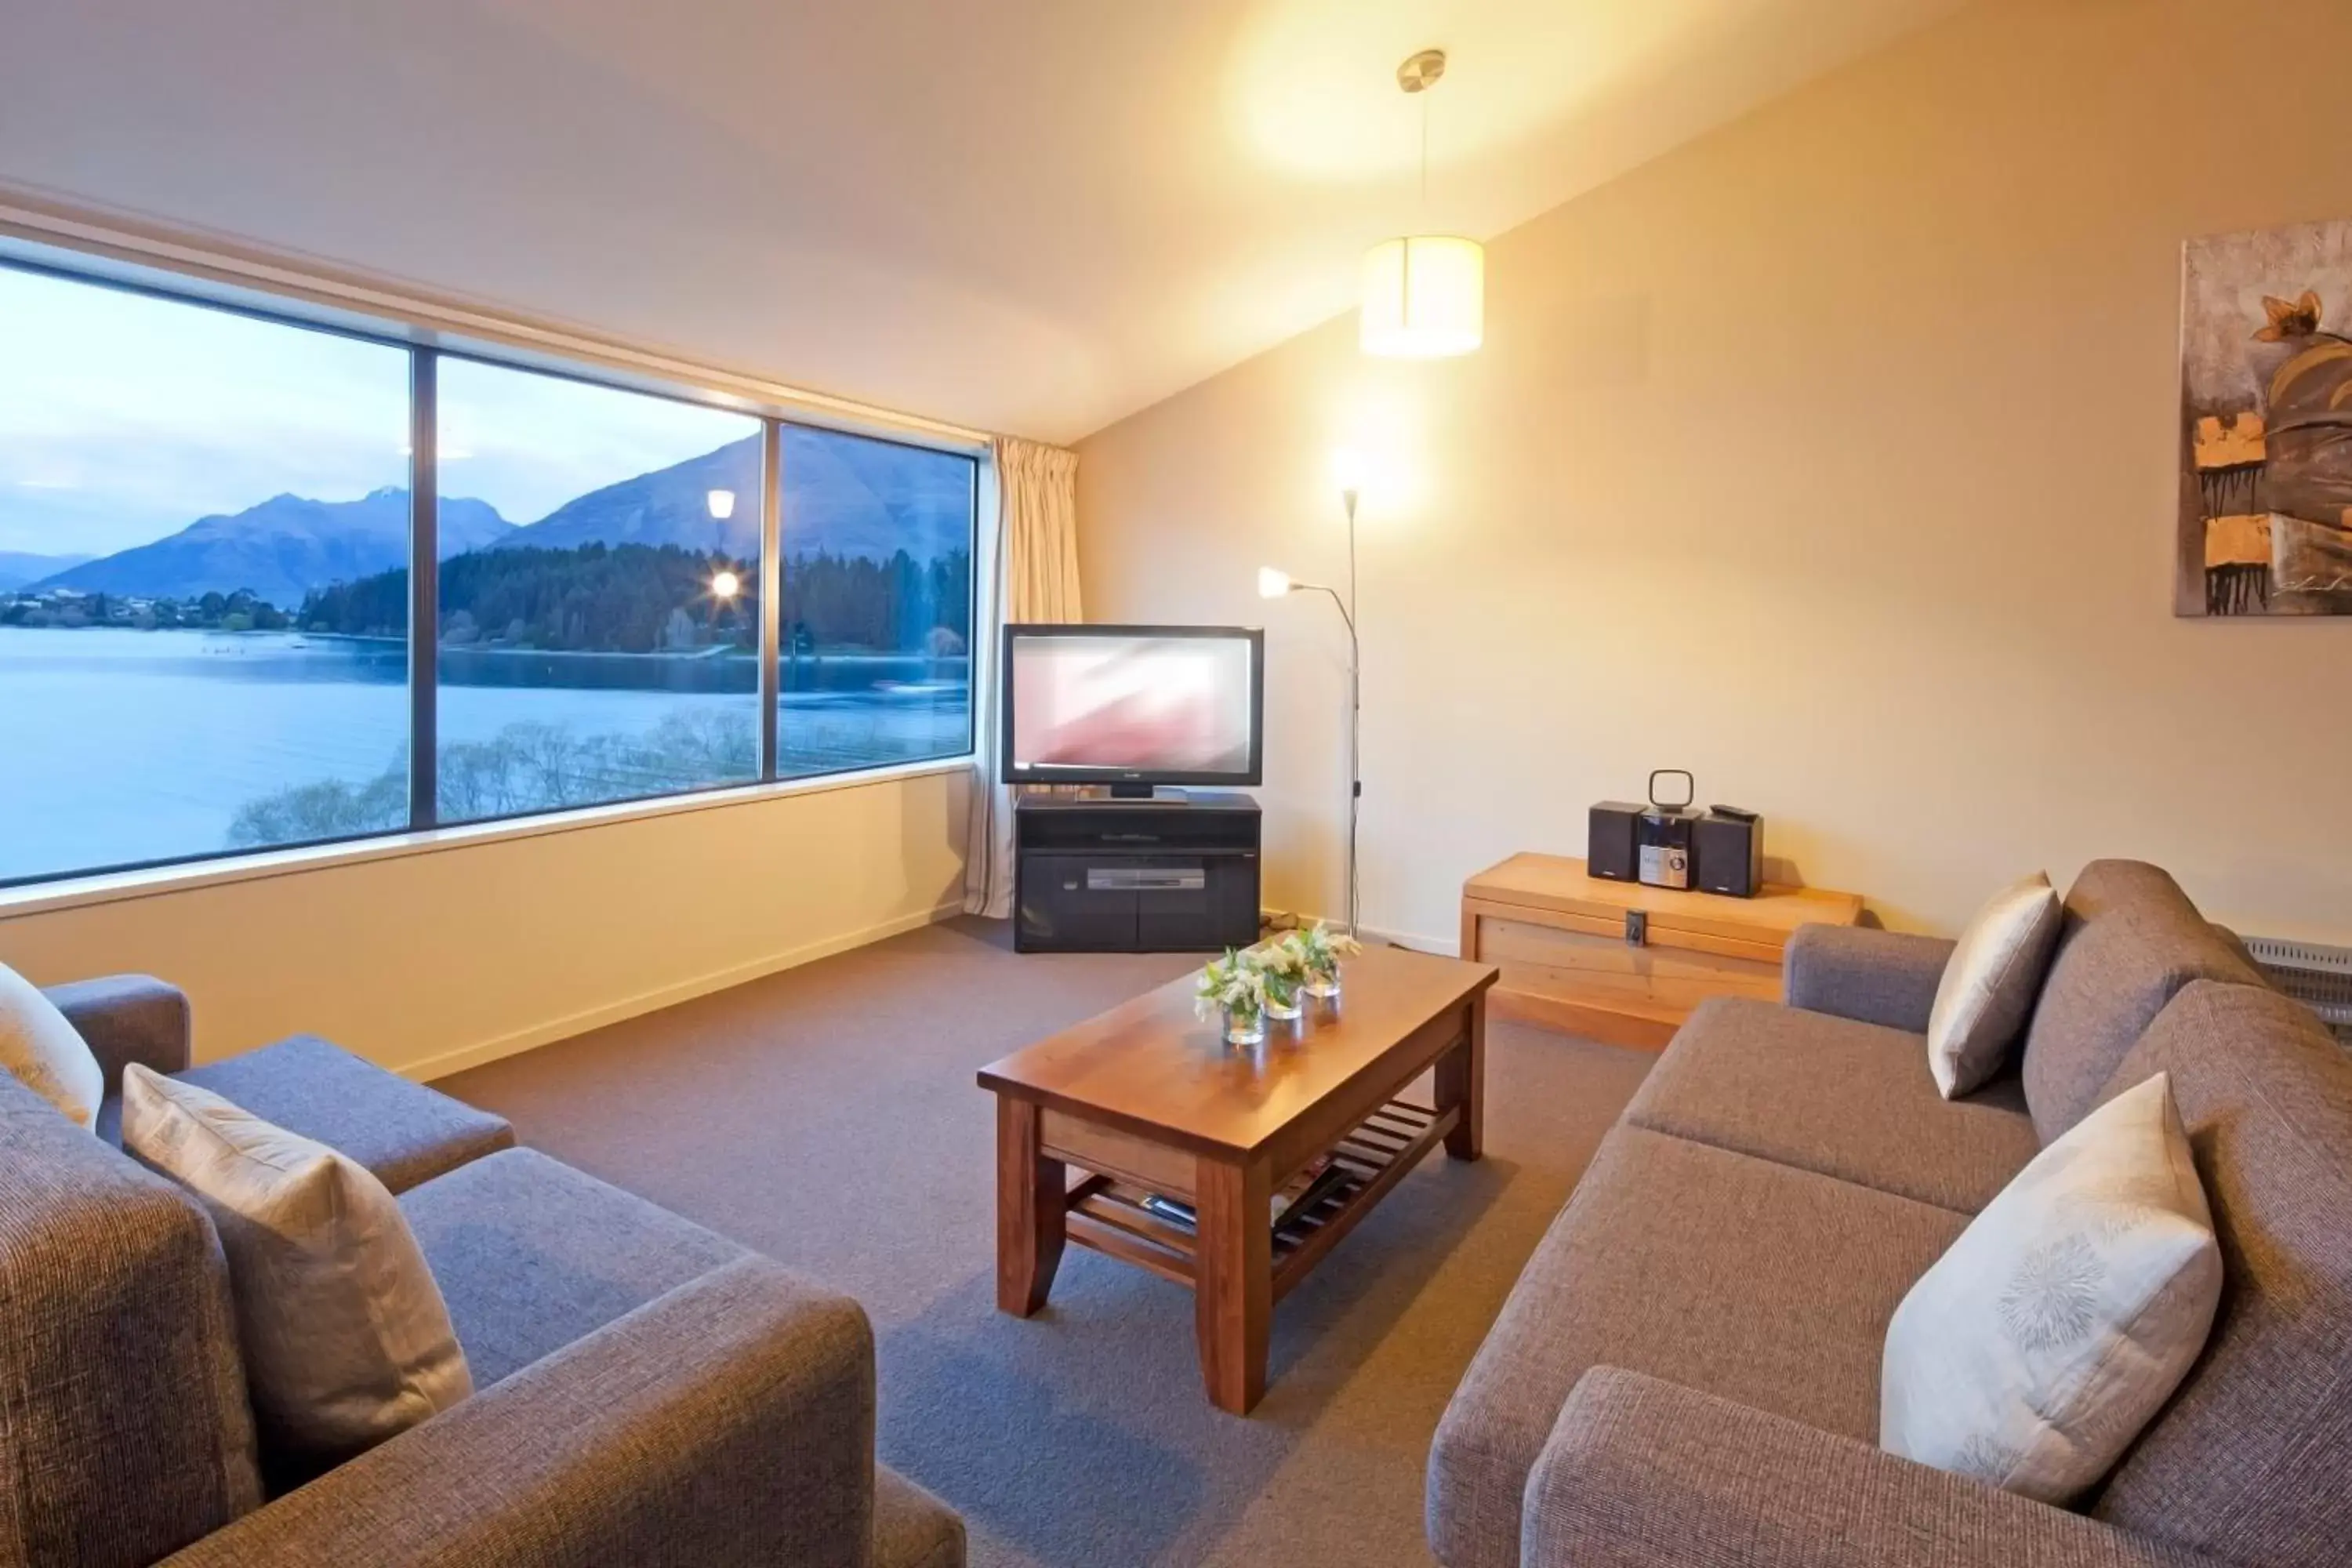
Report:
1,2,2347,1566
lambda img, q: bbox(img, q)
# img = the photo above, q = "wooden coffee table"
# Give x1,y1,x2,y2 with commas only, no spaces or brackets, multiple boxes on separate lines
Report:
977,946,1498,1414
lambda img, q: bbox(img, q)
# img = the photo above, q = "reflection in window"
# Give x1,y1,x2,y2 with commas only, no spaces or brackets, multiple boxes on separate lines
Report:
419,358,765,822
776,426,975,779
0,264,412,880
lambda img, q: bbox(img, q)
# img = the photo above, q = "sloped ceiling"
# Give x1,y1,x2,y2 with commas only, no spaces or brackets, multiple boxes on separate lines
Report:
0,0,1963,442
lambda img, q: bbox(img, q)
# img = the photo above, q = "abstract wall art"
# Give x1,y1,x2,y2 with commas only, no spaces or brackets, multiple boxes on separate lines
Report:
2180,219,2352,616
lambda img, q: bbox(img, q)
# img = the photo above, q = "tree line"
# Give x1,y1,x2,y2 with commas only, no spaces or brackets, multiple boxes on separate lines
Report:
294,541,970,655
1,588,291,632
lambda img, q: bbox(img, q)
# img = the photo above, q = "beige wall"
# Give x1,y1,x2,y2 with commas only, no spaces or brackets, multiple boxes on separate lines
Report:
0,768,970,1078
1077,0,2352,949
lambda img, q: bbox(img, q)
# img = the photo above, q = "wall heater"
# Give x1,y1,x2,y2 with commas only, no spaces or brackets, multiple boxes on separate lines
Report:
2243,936,2352,1047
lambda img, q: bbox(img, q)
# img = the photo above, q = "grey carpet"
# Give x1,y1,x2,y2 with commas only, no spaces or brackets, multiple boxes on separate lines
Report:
442,916,1653,1568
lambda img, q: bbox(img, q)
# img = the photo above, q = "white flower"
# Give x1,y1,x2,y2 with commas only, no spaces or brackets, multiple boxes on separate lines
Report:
1194,949,1269,1018
1295,921,1361,975
1255,935,1308,978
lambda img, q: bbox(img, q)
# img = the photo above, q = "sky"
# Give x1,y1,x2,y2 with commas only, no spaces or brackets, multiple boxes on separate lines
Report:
0,263,760,557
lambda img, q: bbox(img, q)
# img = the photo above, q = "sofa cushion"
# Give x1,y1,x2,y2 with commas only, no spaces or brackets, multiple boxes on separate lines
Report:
1426,1125,1965,1568
1926,872,2063,1098
122,1066,473,1490
2085,982,2352,1568
2020,862,2260,1143
0,959,105,1131
399,1146,747,1389
0,1071,261,1566
1882,1073,2220,1503
2062,858,2194,920
168,1034,516,1194
1624,996,2041,1213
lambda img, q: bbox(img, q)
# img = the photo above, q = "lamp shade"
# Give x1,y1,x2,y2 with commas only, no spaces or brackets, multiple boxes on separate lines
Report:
1359,235,1483,358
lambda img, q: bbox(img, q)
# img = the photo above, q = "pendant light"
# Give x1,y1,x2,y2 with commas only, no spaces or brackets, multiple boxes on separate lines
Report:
1360,49,1483,358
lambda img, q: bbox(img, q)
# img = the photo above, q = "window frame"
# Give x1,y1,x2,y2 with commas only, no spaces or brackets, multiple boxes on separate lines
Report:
771,423,982,788
0,242,988,893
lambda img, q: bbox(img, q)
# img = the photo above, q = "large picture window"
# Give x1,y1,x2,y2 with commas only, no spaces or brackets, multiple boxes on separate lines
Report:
427,358,765,822
777,426,975,779
0,258,982,889
0,266,412,882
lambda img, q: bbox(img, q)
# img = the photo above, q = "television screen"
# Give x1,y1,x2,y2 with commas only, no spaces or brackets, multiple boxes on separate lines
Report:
1004,626,1261,784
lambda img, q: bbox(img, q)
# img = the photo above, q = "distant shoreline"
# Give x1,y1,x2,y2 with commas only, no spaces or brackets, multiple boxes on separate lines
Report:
0,624,967,666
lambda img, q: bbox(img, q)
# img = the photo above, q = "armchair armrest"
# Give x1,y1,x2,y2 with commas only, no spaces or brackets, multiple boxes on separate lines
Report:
162,1255,878,1568
1783,926,1954,1033
1523,1368,2220,1568
42,974,191,1087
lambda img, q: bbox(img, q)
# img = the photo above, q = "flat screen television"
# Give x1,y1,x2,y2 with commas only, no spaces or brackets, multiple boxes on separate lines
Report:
1000,623,1264,791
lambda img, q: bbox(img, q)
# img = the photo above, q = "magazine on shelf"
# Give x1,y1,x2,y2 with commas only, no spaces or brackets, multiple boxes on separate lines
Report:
1140,1153,1352,1234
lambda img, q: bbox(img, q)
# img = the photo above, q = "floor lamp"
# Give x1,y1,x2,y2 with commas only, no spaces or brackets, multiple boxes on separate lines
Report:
1258,464,1362,937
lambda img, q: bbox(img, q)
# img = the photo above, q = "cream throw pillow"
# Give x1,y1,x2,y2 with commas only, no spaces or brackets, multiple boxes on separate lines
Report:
0,960,104,1131
1881,1073,2220,1502
121,1065,472,1478
1926,872,2063,1098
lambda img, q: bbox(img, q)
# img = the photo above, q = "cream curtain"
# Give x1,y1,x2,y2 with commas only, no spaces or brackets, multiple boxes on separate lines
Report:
964,435,1082,918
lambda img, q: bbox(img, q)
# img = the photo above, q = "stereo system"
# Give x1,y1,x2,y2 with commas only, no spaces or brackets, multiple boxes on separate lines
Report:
1588,771,1762,898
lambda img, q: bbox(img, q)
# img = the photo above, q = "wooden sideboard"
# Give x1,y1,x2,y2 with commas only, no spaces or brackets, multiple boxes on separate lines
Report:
1460,852,1865,1049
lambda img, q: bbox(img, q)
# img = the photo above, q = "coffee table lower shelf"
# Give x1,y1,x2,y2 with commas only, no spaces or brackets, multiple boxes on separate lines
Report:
1063,1098,1453,1303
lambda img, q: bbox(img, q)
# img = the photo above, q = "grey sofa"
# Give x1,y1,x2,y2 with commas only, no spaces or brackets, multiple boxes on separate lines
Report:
2,978,965,1568
1429,859,2351,1568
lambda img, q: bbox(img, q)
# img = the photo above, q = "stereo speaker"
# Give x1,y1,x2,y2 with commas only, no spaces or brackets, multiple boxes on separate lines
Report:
1588,801,1643,883
1693,807,1763,898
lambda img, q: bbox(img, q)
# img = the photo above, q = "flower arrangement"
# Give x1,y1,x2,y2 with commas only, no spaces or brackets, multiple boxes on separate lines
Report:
1291,922,1362,996
1289,926,1364,1001
1254,935,1309,1019
1195,948,1270,1044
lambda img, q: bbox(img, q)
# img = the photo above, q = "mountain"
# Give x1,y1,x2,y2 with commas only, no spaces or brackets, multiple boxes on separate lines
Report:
495,428,972,562
34,488,512,607
28,426,971,609
498,436,764,557
0,550,93,592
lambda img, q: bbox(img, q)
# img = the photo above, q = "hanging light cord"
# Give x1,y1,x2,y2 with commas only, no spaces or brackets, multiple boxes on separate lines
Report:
1419,87,1431,215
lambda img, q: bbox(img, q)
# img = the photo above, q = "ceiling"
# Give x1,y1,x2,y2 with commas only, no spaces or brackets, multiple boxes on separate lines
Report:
0,0,1964,444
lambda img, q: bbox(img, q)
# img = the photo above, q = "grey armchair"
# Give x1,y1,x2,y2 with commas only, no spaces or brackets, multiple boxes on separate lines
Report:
4,975,963,1568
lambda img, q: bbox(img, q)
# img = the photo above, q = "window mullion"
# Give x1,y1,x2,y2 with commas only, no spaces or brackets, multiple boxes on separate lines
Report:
759,419,782,781
408,350,438,828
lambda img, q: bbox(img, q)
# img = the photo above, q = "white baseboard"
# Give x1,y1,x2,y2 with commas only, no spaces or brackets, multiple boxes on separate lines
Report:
1359,923,1460,958
398,897,966,1083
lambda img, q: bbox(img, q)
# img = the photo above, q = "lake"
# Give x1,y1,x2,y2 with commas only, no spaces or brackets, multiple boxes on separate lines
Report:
0,627,970,884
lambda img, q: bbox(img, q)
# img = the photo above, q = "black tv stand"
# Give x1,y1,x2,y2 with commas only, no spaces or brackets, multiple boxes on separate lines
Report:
1013,791,1261,953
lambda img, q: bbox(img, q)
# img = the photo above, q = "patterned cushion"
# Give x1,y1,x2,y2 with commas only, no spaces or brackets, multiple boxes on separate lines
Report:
1882,1073,2220,1501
